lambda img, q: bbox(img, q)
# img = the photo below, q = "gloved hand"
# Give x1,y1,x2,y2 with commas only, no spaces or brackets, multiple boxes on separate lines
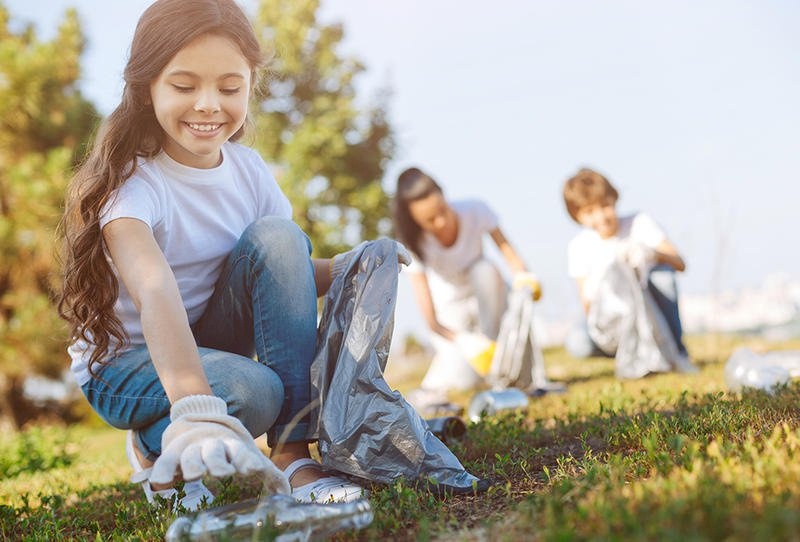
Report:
617,241,655,276
330,240,412,280
150,395,290,495
455,332,496,376
512,271,542,301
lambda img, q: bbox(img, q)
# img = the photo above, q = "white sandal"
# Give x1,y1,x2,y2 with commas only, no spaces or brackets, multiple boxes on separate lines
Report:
126,430,214,510
283,458,368,503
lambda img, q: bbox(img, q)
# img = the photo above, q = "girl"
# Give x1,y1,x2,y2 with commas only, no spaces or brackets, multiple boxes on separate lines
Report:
59,0,364,509
392,167,540,398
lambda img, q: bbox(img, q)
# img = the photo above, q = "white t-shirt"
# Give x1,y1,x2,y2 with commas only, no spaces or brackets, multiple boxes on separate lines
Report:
406,199,499,304
567,212,666,302
69,142,291,385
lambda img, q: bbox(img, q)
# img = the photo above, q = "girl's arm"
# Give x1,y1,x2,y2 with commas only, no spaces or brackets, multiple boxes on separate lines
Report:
489,227,527,274
312,258,333,297
408,271,456,341
103,218,212,402
653,239,686,272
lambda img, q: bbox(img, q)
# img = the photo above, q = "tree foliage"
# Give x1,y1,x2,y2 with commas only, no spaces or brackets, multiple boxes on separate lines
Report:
0,4,98,426
0,0,394,427
250,0,394,257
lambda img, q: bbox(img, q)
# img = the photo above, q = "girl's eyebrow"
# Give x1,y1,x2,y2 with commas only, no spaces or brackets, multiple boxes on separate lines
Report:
166,69,246,80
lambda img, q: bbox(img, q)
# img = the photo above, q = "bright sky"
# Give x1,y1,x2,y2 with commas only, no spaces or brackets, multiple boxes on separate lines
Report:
7,0,799,340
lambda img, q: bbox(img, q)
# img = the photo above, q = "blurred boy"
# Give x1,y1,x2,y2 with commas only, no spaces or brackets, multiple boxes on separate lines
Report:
562,168,695,373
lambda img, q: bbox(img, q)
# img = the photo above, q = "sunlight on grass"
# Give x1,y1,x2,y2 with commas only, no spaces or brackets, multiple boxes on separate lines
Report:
3,333,800,540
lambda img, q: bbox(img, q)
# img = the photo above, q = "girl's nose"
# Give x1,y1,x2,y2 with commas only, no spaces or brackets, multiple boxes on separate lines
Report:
194,90,221,114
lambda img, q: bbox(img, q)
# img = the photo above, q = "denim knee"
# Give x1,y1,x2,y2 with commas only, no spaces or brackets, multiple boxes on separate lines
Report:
203,352,286,440
240,216,312,260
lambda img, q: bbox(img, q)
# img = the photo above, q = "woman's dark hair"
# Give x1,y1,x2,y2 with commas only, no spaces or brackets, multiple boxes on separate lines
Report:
392,167,444,261
59,0,264,377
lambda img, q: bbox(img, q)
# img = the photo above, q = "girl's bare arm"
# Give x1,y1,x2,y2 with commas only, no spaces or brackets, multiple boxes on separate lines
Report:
103,218,212,403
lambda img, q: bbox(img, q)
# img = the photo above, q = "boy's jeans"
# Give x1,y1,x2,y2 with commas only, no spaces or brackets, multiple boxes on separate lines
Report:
565,265,688,359
82,217,317,461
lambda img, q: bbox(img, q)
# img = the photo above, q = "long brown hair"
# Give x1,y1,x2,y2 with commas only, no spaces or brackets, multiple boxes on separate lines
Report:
391,167,444,262
58,0,264,376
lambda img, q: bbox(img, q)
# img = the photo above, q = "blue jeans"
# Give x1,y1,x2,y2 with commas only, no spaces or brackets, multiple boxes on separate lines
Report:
82,217,318,461
565,265,688,359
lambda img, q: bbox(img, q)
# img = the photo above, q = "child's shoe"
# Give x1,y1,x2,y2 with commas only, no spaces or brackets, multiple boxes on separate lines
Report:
283,458,368,503
126,430,214,510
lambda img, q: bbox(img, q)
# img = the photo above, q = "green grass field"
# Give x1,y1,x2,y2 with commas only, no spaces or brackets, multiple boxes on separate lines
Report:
2,334,800,541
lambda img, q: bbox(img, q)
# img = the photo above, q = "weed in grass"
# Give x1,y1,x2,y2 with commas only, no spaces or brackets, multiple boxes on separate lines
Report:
0,425,75,477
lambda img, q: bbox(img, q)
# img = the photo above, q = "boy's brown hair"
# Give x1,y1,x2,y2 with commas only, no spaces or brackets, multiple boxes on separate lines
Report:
562,168,619,222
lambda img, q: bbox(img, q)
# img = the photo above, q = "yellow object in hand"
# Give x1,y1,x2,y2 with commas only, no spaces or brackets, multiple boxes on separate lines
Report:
468,341,496,376
512,272,542,301
456,332,496,376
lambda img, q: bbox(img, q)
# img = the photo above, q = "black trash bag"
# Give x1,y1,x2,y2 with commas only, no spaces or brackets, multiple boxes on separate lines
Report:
307,239,488,494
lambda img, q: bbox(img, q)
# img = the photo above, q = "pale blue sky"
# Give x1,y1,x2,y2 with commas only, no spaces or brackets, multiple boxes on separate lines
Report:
7,0,799,339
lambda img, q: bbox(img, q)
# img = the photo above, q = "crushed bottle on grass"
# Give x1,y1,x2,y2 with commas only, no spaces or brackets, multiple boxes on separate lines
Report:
467,388,530,423
165,493,372,542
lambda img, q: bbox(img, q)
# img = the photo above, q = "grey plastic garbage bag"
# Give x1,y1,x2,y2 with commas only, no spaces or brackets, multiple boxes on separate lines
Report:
488,288,564,394
308,239,485,493
587,261,683,379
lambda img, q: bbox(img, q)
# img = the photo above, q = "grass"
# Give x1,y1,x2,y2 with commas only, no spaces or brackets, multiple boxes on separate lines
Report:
2,334,800,540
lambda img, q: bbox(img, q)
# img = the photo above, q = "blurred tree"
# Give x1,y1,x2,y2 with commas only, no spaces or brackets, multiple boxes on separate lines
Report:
0,4,98,428
250,0,394,257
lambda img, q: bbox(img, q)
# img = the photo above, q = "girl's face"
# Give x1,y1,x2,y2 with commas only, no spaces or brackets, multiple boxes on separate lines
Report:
150,34,252,169
408,192,456,237
576,199,619,239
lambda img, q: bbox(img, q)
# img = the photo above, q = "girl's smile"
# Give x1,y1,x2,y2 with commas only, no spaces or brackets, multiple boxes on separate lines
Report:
149,33,251,169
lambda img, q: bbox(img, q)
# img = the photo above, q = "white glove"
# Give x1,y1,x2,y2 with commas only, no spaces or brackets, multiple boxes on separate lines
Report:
150,395,290,495
330,240,412,279
512,271,542,301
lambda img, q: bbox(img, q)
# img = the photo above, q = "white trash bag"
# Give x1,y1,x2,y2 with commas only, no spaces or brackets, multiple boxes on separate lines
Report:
487,288,565,395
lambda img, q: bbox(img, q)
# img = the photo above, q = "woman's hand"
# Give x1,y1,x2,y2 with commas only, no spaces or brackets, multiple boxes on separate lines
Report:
512,271,542,301
150,395,290,495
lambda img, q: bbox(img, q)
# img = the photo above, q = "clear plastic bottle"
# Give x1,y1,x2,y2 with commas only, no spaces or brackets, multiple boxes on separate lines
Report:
165,494,373,542
467,388,529,422
724,347,792,393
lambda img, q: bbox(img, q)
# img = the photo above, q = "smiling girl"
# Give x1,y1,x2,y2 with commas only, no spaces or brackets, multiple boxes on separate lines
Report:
59,0,365,509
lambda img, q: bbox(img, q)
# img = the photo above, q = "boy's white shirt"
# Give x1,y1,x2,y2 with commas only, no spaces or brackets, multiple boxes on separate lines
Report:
406,199,499,305
567,212,666,303
68,142,291,386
